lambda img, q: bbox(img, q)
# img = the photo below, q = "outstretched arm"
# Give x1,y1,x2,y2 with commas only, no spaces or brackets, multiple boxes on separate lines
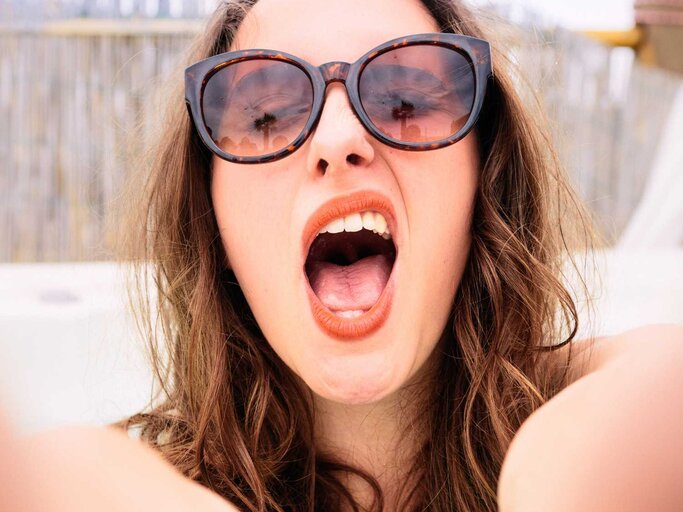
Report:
498,324,683,512
1,417,239,512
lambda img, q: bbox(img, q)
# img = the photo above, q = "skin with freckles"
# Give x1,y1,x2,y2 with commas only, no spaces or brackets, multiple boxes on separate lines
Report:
211,0,479,409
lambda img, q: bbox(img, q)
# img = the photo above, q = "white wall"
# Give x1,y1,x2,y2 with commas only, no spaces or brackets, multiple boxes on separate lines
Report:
1,252,682,434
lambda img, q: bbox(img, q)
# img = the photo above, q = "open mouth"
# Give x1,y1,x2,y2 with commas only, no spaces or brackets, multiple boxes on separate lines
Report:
300,192,400,339
305,227,397,318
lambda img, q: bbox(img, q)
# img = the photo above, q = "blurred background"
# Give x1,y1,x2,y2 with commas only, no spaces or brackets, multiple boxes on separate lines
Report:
1,0,682,434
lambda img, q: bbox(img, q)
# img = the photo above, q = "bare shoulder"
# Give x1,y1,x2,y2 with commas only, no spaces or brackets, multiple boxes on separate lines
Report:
499,323,683,512
547,323,683,386
17,425,239,512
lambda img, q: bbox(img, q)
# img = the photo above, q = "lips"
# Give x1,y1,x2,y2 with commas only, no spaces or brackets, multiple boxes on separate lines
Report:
301,190,400,340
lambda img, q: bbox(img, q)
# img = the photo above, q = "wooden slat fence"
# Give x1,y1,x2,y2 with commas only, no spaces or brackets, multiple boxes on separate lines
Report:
1,0,215,21
519,27,681,240
1,17,681,262
0,21,196,262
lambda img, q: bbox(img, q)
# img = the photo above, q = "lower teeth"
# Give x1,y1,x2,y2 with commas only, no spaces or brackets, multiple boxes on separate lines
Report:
334,310,367,318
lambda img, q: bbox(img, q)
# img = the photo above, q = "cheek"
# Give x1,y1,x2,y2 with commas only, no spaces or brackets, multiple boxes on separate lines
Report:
396,137,479,342
210,162,292,301
404,138,479,260
210,158,310,375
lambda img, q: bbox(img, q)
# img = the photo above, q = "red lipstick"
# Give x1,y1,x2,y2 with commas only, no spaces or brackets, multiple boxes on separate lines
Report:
301,190,400,340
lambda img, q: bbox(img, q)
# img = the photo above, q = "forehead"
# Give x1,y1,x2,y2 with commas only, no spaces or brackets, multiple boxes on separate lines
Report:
230,0,440,64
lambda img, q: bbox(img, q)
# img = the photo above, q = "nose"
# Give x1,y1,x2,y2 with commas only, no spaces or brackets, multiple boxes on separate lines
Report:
305,83,376,177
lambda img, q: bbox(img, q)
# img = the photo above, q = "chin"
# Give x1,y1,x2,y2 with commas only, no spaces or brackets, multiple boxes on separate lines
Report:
307,351,405,405
315,382,396,406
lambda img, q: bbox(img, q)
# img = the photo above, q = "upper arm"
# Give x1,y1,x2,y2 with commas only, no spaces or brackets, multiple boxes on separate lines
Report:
18,426,239,512
499,323,683,512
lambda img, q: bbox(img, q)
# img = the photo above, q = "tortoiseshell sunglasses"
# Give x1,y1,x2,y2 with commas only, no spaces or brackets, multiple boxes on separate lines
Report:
185,33,493,164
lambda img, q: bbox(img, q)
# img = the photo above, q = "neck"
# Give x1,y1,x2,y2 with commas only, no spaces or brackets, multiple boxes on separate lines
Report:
312,342,444,510
313,395,416,509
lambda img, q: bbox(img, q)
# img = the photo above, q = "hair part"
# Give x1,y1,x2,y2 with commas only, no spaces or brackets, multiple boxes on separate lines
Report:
111,0,599,510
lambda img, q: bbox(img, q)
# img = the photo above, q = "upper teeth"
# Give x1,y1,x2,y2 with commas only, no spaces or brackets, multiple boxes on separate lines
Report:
318,211,392,240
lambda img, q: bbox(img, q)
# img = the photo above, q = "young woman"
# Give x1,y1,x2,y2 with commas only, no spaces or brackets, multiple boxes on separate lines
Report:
7,0,682,511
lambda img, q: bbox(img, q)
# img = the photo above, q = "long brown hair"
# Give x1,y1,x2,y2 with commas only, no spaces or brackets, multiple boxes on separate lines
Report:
112,0,598,510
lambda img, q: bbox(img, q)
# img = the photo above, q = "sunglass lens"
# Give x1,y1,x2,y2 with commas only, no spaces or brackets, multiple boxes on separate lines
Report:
359,45,475,144
202,59,313,158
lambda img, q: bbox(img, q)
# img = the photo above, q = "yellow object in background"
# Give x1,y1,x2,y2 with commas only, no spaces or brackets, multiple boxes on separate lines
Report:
583,1,683,75
582,28,643,49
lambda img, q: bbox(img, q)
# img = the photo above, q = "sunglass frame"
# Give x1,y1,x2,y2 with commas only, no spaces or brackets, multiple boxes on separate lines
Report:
185,32,493,164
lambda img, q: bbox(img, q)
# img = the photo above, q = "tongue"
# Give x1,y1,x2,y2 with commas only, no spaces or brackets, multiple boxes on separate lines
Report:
307,254,392,312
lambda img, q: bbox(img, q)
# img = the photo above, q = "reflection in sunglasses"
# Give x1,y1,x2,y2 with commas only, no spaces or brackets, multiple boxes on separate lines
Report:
205,60,314,156
360,47,475,143
188,34,490,161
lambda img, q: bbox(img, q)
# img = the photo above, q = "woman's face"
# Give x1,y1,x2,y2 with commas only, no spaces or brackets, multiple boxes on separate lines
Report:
211,0,479,405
